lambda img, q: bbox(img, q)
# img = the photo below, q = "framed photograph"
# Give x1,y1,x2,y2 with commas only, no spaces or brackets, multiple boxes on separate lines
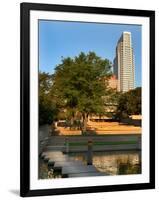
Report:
20,2,155,197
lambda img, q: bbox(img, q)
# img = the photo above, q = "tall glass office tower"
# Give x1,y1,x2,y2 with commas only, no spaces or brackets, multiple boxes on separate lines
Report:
114,32,135,92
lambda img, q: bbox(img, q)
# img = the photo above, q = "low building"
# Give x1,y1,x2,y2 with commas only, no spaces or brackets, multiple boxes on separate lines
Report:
108,75,118,90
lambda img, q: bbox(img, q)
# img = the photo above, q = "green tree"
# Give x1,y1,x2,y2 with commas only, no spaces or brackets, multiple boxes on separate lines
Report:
52,52,112,132
103,89,121,118
116,87,141,119
39,72,58,125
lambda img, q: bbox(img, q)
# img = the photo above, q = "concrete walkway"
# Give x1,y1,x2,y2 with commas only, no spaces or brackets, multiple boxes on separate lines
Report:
41,150,105,178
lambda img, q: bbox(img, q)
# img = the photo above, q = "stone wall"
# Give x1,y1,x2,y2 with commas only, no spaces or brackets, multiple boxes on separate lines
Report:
39,125,50,155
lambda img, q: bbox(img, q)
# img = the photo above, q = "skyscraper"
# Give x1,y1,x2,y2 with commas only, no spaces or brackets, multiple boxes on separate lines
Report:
114,32,135,92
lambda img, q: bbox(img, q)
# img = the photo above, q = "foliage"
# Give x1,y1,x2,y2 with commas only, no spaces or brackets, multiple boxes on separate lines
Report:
52,52,112,131
39,72,58,125
116,87,141,119
103,89,121,118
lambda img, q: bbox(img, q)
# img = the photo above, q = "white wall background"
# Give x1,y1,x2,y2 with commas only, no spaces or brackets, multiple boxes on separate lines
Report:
0,0,158,199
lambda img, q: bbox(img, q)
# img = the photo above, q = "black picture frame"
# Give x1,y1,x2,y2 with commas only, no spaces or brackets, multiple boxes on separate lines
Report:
20,2,155,197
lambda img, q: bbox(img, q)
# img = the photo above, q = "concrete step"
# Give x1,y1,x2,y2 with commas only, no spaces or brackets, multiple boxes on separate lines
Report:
48,156,73,165
53,160,84,170
46,145,65,151
41,151,63,158
62,165,98,175
68,172,107,177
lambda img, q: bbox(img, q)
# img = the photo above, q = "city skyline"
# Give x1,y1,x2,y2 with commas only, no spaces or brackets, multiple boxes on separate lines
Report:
39,20,141,87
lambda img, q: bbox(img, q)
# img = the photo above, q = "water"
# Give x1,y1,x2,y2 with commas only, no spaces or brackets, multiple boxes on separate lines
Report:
69,151,141,175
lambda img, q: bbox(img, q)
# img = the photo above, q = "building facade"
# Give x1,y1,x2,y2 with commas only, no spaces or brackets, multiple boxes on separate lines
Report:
108,75,118,90
114,32,135,92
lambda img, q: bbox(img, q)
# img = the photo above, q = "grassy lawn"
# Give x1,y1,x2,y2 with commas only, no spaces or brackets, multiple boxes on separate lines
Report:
68,141,137,146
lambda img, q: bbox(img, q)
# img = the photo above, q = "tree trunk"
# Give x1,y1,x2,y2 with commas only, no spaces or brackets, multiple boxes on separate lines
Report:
82,113,88,133
70,111,75,130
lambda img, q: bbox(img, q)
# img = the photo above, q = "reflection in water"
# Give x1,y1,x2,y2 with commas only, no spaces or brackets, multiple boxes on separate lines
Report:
69,151,141,175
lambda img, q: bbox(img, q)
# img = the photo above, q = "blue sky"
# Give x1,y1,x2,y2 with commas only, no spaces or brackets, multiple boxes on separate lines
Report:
39,20,141,87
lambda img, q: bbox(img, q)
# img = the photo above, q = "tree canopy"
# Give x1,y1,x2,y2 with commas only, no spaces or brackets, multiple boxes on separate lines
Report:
39,72,58,125
116,87,141,119
52,52,112,131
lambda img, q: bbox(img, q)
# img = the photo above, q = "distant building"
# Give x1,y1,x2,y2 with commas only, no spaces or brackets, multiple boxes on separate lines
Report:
108,75,118,90
114,32,135,92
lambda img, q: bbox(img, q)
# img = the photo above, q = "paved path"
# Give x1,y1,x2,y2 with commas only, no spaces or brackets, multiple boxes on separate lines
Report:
68,172,106,178
62,165,97,174
41,150,105,178
54,160,83,170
